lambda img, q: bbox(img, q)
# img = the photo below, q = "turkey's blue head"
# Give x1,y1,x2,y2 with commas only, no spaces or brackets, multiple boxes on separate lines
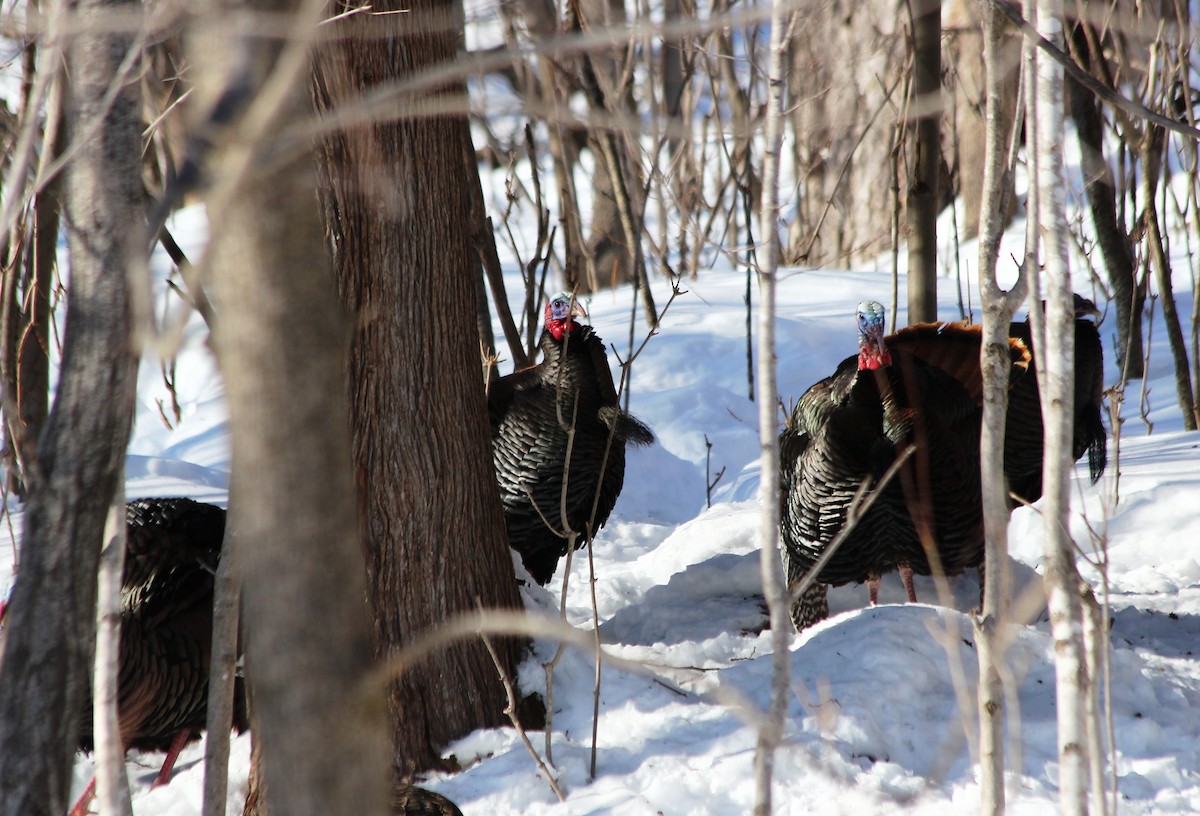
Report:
545,293,587,341
856,301,891,370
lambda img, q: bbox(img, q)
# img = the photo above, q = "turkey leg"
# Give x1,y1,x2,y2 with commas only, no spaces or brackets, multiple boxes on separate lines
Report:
899,564,918,602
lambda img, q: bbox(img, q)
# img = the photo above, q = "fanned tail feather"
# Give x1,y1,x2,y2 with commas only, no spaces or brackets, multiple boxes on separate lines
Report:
1085,411,1107,484
600,406,655,446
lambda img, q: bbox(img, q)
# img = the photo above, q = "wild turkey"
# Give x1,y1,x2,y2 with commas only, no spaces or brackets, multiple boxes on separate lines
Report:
780,302,1034,631
392,781,465,816
1002,294,1108,505
241,771,464,815
887,295,1107,506
781,298,1109,630
488,293,654,585
72,497,246,816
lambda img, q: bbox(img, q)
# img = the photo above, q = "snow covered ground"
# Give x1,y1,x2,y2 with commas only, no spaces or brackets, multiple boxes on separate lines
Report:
3,189,1199,814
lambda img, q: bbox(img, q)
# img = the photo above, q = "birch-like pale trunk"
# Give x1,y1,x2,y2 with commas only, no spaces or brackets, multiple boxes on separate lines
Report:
975,0,1028,810
1082,588,1108,816
94,491,132,816
753,4,792,814
201,523,239,816
1031,0,1092,811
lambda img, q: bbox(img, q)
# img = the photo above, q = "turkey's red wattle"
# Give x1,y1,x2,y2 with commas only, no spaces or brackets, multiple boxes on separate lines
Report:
546,318,580,342
857,343,892,371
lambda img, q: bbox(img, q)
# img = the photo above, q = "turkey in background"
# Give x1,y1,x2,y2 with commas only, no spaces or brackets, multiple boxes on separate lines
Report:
780,302,1020,630
488,293,654,585
1002,294,1108,505
781,297,1108,631
72,497,247,816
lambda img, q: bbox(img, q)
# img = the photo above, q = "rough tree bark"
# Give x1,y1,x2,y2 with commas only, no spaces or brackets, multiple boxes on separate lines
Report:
0,0,143,807
190,0,392,812
906,0,941,324
311,0,528,778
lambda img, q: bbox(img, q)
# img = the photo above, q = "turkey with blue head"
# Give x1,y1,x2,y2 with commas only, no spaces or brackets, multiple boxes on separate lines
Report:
488,293,654,585
780,302,1017,631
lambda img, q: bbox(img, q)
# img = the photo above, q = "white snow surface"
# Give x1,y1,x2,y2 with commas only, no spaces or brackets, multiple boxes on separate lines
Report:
3,197,1200,816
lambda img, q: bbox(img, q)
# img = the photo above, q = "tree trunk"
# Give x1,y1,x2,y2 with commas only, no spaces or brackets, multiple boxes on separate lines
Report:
2,53,63,498
14,148,61,485
1141,133,1198,430
93,491,132,816
191,0,392,813
974,0,1027,809
312,0,528,778
1030,0,1092,811
943,0,1019,242
1066,23,1143,379
906,0,941,324
0,0,142,806
202,518,240,816
754,8,792,814
576,0,642,290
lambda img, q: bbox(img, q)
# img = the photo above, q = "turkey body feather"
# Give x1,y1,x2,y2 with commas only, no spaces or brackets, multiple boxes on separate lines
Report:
781,346,984,594
490,316,653,585
1005,303,1108,504
780,300,1107,631
78,497,246,756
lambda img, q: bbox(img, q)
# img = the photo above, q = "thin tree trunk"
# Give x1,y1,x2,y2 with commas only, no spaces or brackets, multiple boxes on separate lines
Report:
1144,182,1198,428
1066,24,1143,379
93,492,132,816
0,0,143,805
1141,120,1198,429
906,0,941,324
311,0,528,778
575,0,641,290
975,0,1028,808
661,0,685,127
10,113,63,497
538,61,591,294
1031,0,1092,811
202,519,240,816
572,22,658,327
2,28,63,499
192,0,392,812
753,6,792,815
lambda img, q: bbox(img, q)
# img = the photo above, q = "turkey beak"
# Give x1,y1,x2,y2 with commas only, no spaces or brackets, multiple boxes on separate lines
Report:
571,300,588,321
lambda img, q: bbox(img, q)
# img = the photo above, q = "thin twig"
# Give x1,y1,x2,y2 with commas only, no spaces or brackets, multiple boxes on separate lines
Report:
479,613,566,802
986,0,1200,142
